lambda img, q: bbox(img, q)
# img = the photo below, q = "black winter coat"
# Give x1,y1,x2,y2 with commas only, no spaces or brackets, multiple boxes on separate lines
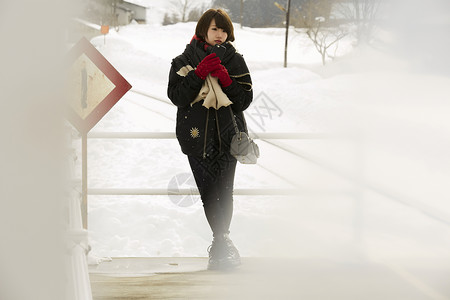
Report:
167,38,253,158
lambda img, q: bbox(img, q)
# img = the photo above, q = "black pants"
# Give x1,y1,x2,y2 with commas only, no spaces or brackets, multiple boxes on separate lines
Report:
188,152,237,237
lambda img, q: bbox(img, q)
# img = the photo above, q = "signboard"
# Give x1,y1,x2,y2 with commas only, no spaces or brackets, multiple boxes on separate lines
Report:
66,36,132,229
67,37,131,133
101,25,109,35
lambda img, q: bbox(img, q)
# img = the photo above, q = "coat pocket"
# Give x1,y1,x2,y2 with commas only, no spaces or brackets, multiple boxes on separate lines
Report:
175,105,206,156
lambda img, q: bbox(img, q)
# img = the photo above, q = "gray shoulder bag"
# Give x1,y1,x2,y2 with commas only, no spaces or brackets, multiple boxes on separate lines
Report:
229,107,260,164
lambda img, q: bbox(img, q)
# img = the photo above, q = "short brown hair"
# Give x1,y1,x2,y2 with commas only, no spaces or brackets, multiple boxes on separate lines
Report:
195,8,235,42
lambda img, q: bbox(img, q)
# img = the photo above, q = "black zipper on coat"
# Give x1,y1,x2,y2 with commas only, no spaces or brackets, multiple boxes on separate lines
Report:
203,109,209,159
215,109,222,154
202,108,223,159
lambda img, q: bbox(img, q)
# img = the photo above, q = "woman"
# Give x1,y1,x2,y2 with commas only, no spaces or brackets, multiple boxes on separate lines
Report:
167,8,253,270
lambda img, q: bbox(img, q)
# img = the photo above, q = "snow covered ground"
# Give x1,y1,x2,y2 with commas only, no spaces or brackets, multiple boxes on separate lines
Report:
73,20,450,268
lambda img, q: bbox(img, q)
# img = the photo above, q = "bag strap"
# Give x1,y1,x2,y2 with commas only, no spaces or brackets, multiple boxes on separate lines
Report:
229,106,240,135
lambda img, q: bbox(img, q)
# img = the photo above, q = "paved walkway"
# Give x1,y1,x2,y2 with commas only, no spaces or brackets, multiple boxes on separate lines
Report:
89,257,449,300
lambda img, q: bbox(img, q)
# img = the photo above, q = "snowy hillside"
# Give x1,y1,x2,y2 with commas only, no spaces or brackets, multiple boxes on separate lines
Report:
77,21,450,266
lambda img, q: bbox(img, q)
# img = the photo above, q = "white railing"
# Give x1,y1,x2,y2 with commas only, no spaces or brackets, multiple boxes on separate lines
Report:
84,131,450,229
86,131,348,196
88,187,353,196
80,130,365,245
87,132,335,140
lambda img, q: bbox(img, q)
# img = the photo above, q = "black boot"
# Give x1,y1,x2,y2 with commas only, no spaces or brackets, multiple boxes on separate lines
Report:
221,233,241,268
207,236,224,270
207,233,241,270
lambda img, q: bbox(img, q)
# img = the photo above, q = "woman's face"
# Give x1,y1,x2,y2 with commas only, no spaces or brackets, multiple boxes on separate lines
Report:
205,19,228,46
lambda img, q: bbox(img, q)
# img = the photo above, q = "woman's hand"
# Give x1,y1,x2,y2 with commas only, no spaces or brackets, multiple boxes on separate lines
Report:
210,64,232,87
194,53,221,80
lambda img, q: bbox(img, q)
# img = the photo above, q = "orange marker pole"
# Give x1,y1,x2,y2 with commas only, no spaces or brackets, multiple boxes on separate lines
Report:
101,25,109,45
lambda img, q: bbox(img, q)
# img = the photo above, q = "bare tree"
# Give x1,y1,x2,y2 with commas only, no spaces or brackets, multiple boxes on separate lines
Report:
304,18,347,65
178,0,193,22
168,0,205,23
297,0,348,65
163,12,180,25
337,0,383,45
187,5,207,22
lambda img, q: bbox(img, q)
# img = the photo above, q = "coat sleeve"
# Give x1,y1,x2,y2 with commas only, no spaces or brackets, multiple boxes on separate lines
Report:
222,54,253,112
167,56,204,108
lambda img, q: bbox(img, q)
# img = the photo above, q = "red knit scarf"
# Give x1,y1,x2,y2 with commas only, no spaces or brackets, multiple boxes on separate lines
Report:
190,34,211,51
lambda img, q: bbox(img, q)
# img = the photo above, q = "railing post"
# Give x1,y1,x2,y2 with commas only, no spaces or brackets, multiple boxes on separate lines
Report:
82,132,88,229
67,126,93,300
